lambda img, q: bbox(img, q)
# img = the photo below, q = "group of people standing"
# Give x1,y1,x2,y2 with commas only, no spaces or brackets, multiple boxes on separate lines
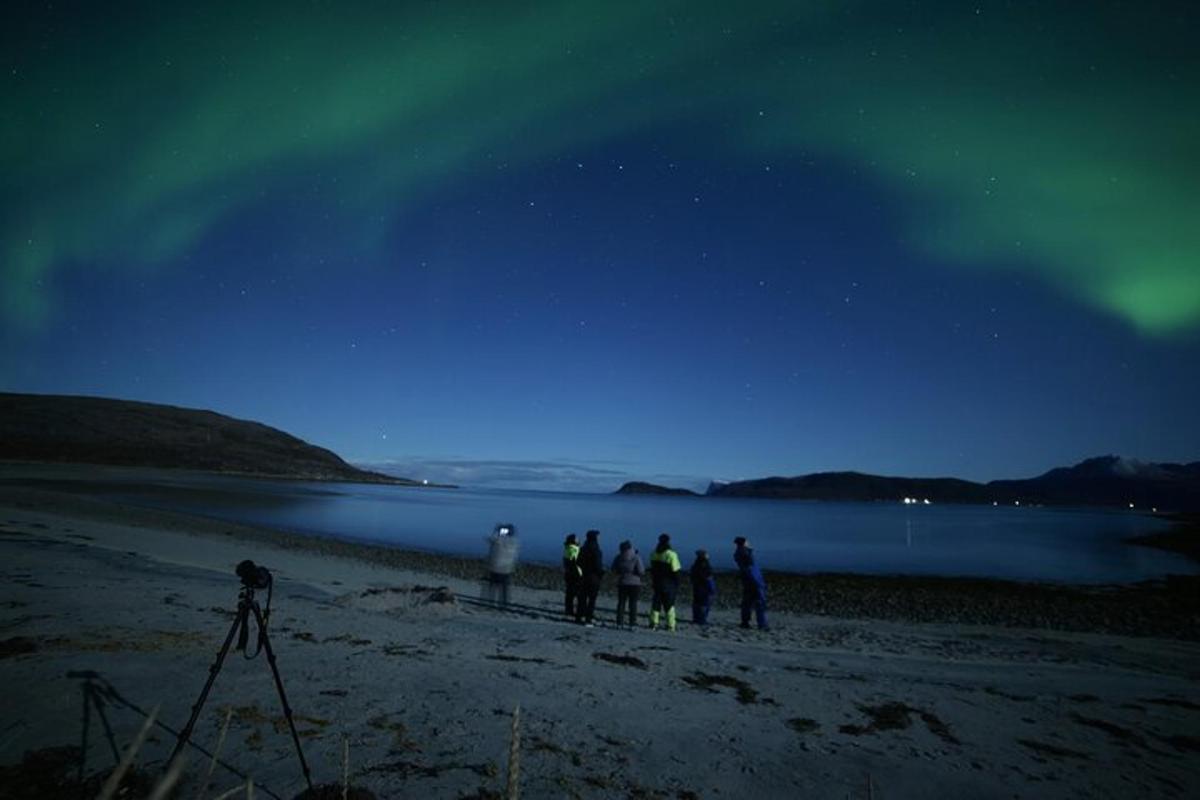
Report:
562,530,769,631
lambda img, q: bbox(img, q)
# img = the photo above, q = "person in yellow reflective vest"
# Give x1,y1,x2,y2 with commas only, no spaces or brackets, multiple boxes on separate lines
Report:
648,533,682,631
562,533,582,618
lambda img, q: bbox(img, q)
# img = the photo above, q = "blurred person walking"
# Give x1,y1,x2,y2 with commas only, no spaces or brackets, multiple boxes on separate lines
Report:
484,524,519,606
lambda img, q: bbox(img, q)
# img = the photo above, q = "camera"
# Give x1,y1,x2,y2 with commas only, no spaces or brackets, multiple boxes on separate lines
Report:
236,559,272,590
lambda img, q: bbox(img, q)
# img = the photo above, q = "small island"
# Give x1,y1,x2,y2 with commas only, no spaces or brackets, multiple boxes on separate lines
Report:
614,481,698,497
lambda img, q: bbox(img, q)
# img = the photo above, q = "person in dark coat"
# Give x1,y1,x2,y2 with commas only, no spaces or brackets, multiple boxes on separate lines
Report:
649,533,681,631
562,533,582,618
733,536,768,630
689,549,716,625
610,540,644,628
575,529,604,625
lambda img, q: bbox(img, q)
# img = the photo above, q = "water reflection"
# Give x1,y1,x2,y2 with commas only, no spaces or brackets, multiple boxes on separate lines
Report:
10,470,1193,584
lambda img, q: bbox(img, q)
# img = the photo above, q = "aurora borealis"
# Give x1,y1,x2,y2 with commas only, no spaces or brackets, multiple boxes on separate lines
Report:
3,1,1198,488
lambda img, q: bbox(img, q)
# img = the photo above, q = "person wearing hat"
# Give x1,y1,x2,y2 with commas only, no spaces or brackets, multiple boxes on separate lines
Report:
733,536,769,630
689,549,716,625
562,533,582,618
575,529,605,626
610,540,644,629
649,533,682,631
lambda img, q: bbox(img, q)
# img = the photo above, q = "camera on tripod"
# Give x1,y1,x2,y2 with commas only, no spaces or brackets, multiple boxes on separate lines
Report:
236,559,272,590
172,557,312,791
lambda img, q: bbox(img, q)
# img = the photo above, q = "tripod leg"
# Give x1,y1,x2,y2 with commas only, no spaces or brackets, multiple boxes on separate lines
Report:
77,684,90,793
93,688,122,763
248,603,313,791
169,603,246,764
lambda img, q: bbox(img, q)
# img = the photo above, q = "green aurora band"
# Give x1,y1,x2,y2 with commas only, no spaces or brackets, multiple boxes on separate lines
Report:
3,1,1197,333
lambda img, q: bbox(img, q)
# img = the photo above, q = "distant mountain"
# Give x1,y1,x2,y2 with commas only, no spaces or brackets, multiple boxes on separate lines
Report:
705,472,991,503
990,456,1200,510
614,481,698,497
0,393,419,485
706,456,1200,511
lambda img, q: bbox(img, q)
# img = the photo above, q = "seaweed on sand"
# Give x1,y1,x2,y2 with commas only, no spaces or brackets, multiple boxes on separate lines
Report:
293,785,377,799
592,652,648,670
681,672,759,704
786,718,821,734
838,701,960,745
1017,739,1091,760
0,636,38,658
0,746,154,799
486,654,551,664
1070,714,1148,747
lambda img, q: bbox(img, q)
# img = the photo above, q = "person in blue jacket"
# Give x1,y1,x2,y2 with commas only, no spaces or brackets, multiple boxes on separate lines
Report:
689,549,716,625
733,536,768,630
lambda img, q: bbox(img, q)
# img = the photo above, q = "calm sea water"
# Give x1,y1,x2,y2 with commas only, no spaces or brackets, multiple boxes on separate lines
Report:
45,470,1196,584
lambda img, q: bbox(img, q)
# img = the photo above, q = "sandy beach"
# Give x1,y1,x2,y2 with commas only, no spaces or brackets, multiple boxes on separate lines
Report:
2,484,1198,799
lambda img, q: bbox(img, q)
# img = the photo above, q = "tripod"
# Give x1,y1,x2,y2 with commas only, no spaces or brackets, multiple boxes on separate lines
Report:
71,670,121,794
170,573,313,791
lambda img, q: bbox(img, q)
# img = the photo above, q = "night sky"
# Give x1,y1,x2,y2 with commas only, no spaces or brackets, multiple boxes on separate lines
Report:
3,1,1198,491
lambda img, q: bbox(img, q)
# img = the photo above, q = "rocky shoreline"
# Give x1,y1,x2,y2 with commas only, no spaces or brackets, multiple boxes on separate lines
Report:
1128,512,1200,562
6,484,1197,641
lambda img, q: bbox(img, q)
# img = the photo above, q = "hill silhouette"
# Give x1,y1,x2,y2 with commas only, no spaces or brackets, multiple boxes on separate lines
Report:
614,481,698,496
0,392,417,484
704,456,1200,511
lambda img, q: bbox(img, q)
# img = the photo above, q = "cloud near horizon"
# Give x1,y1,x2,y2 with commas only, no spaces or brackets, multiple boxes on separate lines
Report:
357,456,710,494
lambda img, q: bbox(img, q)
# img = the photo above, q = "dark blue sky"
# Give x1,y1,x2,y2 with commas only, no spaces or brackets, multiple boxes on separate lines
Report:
3,2,1198,490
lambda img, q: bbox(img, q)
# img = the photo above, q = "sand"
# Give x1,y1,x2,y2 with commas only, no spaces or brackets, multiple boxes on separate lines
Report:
2,485,1198,799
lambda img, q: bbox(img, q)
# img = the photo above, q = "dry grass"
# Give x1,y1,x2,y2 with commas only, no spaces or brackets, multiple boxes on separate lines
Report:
193,708,233,800
505,704,521,800
97,704,160,800
342,736,349,800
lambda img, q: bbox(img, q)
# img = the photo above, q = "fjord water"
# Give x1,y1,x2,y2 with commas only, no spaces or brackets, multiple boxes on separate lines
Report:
72,471,1195,584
